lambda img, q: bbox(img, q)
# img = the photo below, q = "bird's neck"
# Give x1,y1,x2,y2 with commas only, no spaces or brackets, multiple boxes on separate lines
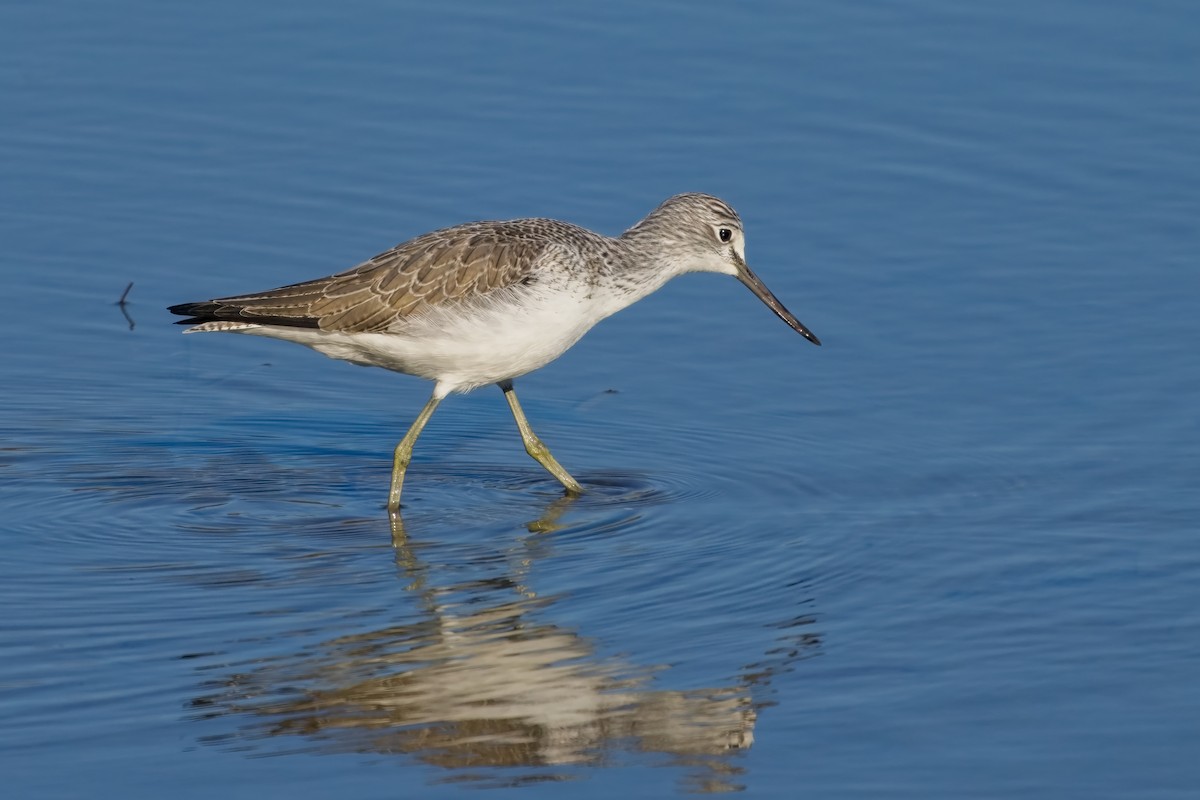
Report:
614,224,692,288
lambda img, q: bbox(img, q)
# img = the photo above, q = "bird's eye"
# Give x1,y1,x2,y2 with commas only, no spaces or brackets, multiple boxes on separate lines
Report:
718,228,732,243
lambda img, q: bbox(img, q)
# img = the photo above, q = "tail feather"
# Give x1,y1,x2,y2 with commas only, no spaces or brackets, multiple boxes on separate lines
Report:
167,301,321,329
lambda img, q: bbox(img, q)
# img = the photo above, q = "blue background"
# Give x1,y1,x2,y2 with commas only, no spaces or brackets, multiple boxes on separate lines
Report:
2,1,1198,797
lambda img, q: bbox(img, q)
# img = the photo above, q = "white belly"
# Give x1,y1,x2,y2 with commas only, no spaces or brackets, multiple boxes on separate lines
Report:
229,286,602,393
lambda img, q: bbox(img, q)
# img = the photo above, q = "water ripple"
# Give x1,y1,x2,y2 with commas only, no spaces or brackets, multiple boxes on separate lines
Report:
2,421,827,789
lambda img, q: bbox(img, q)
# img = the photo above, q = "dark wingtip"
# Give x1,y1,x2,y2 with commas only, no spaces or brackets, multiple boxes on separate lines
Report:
168,302,215,327
166,300,321,329
168,302,205,316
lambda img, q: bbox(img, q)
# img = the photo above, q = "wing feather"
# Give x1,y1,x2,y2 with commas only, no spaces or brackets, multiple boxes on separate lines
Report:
168,221,557,332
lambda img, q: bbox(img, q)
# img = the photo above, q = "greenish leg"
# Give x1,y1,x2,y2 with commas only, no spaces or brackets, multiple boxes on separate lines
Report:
499,380,584,495
388,391,443,512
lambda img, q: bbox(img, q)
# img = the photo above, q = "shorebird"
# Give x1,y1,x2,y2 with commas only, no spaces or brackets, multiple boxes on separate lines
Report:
169,193,820,511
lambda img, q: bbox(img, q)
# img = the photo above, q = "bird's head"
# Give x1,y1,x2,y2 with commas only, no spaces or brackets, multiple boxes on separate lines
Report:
630,193,821,346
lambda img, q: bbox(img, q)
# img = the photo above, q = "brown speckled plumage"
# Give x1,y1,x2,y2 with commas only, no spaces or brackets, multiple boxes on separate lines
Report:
170,219,602,333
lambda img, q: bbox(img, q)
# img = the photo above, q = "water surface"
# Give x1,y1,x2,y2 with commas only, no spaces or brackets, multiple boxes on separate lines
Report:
2,1,1199,797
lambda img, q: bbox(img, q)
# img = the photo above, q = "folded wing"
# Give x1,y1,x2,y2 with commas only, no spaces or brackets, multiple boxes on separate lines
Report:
169,221,546,333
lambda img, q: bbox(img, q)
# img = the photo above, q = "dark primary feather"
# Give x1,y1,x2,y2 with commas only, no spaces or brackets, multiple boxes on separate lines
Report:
168,220,566,333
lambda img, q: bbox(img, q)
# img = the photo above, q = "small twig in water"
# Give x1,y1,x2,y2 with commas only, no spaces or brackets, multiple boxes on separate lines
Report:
116,281,136,330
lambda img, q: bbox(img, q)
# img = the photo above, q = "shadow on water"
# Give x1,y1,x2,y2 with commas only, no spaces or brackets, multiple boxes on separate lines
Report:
184,493,822,793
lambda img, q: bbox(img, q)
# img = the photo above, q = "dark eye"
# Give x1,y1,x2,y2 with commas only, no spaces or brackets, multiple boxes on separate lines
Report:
718,228,732,243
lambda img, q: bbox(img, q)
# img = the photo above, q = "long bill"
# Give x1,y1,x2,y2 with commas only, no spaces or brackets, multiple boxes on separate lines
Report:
734,259,822,346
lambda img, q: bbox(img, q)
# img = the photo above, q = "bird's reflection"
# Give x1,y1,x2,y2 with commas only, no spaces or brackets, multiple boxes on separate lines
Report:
190,501,821,792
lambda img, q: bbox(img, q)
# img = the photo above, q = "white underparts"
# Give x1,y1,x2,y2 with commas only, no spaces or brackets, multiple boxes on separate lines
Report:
186,282,621,393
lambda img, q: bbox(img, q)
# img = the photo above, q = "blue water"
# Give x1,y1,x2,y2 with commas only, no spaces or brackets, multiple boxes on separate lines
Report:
3,1,1199,797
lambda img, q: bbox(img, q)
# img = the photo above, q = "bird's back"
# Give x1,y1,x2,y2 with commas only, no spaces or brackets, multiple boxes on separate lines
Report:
169,218,606,335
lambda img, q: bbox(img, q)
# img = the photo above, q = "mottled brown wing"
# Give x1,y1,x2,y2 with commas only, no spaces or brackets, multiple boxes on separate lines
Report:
170,221,545,332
